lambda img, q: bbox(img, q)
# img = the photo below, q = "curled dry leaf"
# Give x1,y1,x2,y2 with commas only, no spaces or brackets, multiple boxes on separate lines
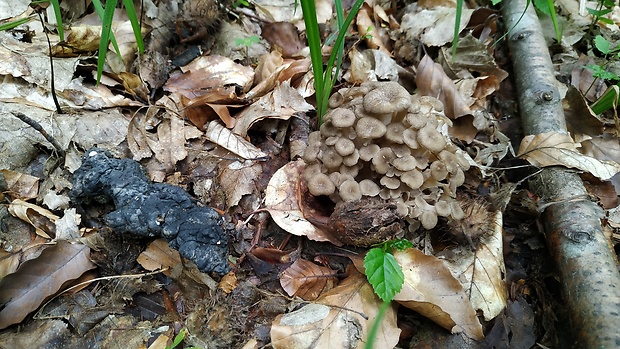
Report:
264,160,342,245
271,266,400,349
233,80,314,138
517,131,620,180
204,121,268,160
0,241,96,329
417,55,472,119
8,199,59,239
563,86,605,143
219,160,262,209
280,259,337,300
137,238,182,277
357,4,391,56
393,249,484,340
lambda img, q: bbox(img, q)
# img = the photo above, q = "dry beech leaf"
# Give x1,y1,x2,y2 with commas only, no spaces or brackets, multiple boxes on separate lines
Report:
8,199,59,239
255,50,285,85
0,250,20,279
234,80,314,138
0,241,96,329
357,5,390,56
563,86,605,142
152,116,189,172
280,259,337,300
271,266,400,349
443,210,507,321
164,55,255,98
261,22,304,58
517,131,620,180
264,160,342,245
184,85,246,129
581,136,620,193
0,169,39,200
137,239,182,277
247,58,312,100
204,121,268,160
417,54,472,119
219,160,262,209
393,249,484,340
127,106,158,161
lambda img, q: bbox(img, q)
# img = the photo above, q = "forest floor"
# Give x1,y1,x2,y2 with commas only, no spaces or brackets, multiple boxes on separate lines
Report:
0,0,619,348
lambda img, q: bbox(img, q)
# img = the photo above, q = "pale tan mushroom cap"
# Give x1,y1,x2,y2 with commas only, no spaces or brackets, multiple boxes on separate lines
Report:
302,81,470,230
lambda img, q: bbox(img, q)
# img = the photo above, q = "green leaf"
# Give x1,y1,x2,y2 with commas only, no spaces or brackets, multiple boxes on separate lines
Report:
586,7,612,16
364,248,405,302
584,64,620,81
95,0,117,84
533,0,550,15
387,239,413,251
300,0,324,120
598,17,614,25
594,35,611,55
452,0,463,58
490,0,502,5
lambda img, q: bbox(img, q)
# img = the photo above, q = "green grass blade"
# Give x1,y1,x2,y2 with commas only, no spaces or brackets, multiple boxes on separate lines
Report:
122,0,144,53
547,0,561,43
590,85,619,114
96,0,118,83
49,0,64,41
0,17,33,31
91,0,122,61
321,0,364,121
300,0,325,119
452,0,463,58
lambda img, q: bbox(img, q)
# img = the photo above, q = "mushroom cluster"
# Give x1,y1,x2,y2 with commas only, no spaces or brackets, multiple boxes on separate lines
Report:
303,81,470,231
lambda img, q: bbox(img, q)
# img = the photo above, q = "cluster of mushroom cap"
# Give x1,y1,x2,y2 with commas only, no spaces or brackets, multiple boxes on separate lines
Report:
303,81,470,231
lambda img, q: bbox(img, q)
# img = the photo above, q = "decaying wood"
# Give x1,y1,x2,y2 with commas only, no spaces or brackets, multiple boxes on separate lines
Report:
502,0,620,346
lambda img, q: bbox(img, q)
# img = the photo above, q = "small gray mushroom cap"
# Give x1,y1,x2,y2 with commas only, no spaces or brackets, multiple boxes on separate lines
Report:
363,81,411,114
307,173,336,196
355,117,387,139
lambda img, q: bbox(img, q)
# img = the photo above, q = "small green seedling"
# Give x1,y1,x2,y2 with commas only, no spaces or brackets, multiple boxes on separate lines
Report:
234,35,260,47
363,239,411,349
166,328,200,349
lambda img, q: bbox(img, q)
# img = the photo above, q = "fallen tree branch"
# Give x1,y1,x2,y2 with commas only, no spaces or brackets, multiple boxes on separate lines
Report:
501,0,620,346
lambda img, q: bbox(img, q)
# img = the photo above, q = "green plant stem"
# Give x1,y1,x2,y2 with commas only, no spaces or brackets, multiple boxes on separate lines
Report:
364,300,391,349
300,0,325,118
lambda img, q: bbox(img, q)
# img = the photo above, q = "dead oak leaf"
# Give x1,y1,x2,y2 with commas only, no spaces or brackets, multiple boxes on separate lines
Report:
517,131,620,180
271,266,400,349
393,249,484,340
219,160,262,209
280,259,337,300
204,120,267,160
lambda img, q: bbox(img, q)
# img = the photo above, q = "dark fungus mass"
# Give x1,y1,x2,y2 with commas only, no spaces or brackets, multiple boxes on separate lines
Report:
71,148,230,275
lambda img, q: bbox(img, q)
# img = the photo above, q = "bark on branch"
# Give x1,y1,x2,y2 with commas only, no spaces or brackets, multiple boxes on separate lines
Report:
501,0,620,347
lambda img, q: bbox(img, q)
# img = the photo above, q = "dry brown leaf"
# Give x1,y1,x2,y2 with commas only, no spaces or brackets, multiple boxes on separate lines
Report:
400,7,474,47
261,22,304,58
152,116,188,172
8,199,59,239
118,71,149,101
219,160,262,209
280,259,337,300
417,54,472,119
357,5,391,56
0,250,19,279
137,239,182,277
0,241,96,329
517,131,620,180
127,106,158,161
255,50,285,85
440,34,508,81
581,135,620,193
184,85,246,129
0,170,39,200
204,121,268,160
164,55,254,98
246,58,311,100
563,86,605,142
393,249,484,340
444,210,507,322
271,266,400,349
264,160,343,245
218,271,238,294
233,81,314,138
53,25,101,56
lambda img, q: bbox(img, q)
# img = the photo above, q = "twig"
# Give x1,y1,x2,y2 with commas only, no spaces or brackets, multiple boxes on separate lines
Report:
11,112,65,159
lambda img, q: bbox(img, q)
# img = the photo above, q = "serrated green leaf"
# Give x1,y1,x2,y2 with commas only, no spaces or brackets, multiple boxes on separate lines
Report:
595,35,611,55
364,248,405,302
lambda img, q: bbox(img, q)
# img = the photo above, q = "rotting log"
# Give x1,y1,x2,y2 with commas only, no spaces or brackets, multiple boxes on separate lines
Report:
501,0,620,347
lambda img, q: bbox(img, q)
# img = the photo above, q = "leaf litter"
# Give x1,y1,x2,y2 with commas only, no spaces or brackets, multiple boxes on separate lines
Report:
0,0,619,347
